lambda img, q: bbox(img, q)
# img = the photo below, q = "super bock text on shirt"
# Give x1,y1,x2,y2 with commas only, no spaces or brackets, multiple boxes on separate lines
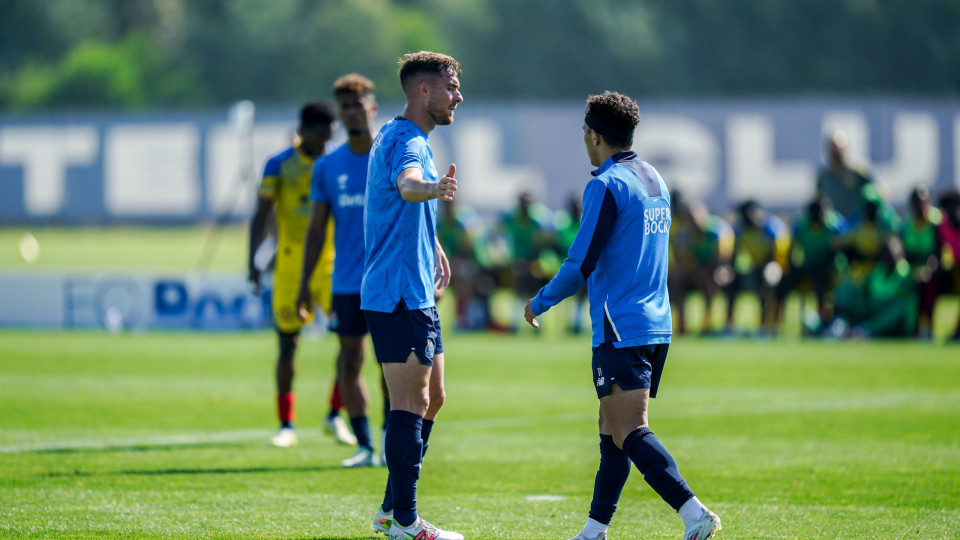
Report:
644,207,671,235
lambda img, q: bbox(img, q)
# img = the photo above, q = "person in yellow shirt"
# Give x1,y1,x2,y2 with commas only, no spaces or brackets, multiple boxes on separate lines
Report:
723,199,789,336
248,101,353,448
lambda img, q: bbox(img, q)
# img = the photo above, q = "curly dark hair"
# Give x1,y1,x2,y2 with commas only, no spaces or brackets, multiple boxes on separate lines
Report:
585,91,640,148
398,51,462,91
333,73,375,98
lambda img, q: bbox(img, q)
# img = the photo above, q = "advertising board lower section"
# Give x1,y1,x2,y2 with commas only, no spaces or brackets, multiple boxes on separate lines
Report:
0,273,273,331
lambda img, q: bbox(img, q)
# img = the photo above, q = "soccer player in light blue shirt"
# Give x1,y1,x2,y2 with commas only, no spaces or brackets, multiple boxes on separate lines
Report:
297,74,385,469
362,52,464,540
524,92,722,540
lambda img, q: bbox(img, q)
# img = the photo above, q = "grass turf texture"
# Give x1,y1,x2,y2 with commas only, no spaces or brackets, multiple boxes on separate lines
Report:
1,331,958,539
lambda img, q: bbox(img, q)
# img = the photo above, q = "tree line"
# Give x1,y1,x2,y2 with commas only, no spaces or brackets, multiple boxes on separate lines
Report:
1,0,958,112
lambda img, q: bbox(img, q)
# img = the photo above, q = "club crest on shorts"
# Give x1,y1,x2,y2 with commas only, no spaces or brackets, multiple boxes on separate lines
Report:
424,338,435,360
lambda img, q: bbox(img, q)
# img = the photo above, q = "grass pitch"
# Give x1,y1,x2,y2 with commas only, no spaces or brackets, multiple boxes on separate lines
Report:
1,330,958,539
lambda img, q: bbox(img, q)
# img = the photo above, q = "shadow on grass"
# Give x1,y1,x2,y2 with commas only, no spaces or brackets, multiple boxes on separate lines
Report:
302,537,379,540
302,536,380,540
42,464,346,477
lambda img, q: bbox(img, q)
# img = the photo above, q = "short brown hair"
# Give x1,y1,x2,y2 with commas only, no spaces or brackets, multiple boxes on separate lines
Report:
333,73,375,98
585,91,640,148
398,51,461,91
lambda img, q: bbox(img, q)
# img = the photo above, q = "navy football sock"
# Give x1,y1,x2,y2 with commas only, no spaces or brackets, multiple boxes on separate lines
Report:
381,477,393,513
420,418,434,459
621,427,695,511
382,418,434,513
350,415,372,449
385,410,423,527
380,412,392,513
589,434,631,525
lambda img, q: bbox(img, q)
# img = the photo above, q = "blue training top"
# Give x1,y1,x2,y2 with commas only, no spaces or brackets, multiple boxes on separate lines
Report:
531,151,672,348
361,117,439,312
310,143,369,294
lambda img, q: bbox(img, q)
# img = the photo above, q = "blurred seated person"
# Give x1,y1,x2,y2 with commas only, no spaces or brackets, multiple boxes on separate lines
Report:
773,196,844,334
829,237,917,339
669,198,733,335
722,199,789,336
936,189,960,340
901,185,943,339
835,190,899,289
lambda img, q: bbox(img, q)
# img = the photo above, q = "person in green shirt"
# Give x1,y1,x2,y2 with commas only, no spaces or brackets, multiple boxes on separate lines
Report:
553,193,588,334
847,237,917,338
437,200,485,330
901,185,943,339
774,196,844,334
816,131,873,220
498,191,554,331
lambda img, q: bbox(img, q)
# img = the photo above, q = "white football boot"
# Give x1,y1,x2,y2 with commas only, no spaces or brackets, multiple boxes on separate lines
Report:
388,517,463,540
683,509,722,540
269,427,297,448
373,507,393,536
323,415,358,445
341,446,375,468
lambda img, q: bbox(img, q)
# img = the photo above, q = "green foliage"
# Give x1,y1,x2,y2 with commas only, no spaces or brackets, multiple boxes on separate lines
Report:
3,32,204,110
0,0,958,111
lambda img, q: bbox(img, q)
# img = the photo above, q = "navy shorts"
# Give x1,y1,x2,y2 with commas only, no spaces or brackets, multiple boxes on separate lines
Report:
329,294,368,337
591,343,669,399
364,303,443,366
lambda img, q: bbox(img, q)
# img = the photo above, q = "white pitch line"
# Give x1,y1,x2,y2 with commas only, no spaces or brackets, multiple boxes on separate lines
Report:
525,494,566,501
0,428,320,454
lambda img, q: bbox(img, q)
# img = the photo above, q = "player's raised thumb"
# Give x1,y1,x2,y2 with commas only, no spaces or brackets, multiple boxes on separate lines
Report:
446,163,456,179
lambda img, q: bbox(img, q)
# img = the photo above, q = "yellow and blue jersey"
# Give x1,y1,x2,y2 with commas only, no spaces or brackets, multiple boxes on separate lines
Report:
258,143,334,330
260,145,324,249
733,217,789,274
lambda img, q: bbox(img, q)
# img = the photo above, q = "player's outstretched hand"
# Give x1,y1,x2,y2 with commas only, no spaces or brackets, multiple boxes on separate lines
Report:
437,163,458,202
295,286,312,322
524,299,540,329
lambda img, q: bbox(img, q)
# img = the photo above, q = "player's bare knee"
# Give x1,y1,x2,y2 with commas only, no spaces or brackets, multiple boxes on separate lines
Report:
338,355,363,381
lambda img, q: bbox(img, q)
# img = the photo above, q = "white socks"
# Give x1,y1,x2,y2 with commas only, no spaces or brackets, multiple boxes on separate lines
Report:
582,517,608,538
678,496,706,522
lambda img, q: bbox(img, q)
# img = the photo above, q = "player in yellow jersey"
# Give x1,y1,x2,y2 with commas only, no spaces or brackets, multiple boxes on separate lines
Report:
248,101,354,448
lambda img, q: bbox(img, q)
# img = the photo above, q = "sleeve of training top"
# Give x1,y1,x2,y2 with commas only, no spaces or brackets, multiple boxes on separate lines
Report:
392,137,427,186
257,153,283,199
530,178,618,315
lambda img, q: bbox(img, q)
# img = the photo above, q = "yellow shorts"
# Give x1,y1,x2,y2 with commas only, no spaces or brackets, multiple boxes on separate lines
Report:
272,242,333,334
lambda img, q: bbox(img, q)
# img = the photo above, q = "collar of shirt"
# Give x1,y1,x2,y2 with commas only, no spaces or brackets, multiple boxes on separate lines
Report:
591,150,637,176
395,116,430,140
